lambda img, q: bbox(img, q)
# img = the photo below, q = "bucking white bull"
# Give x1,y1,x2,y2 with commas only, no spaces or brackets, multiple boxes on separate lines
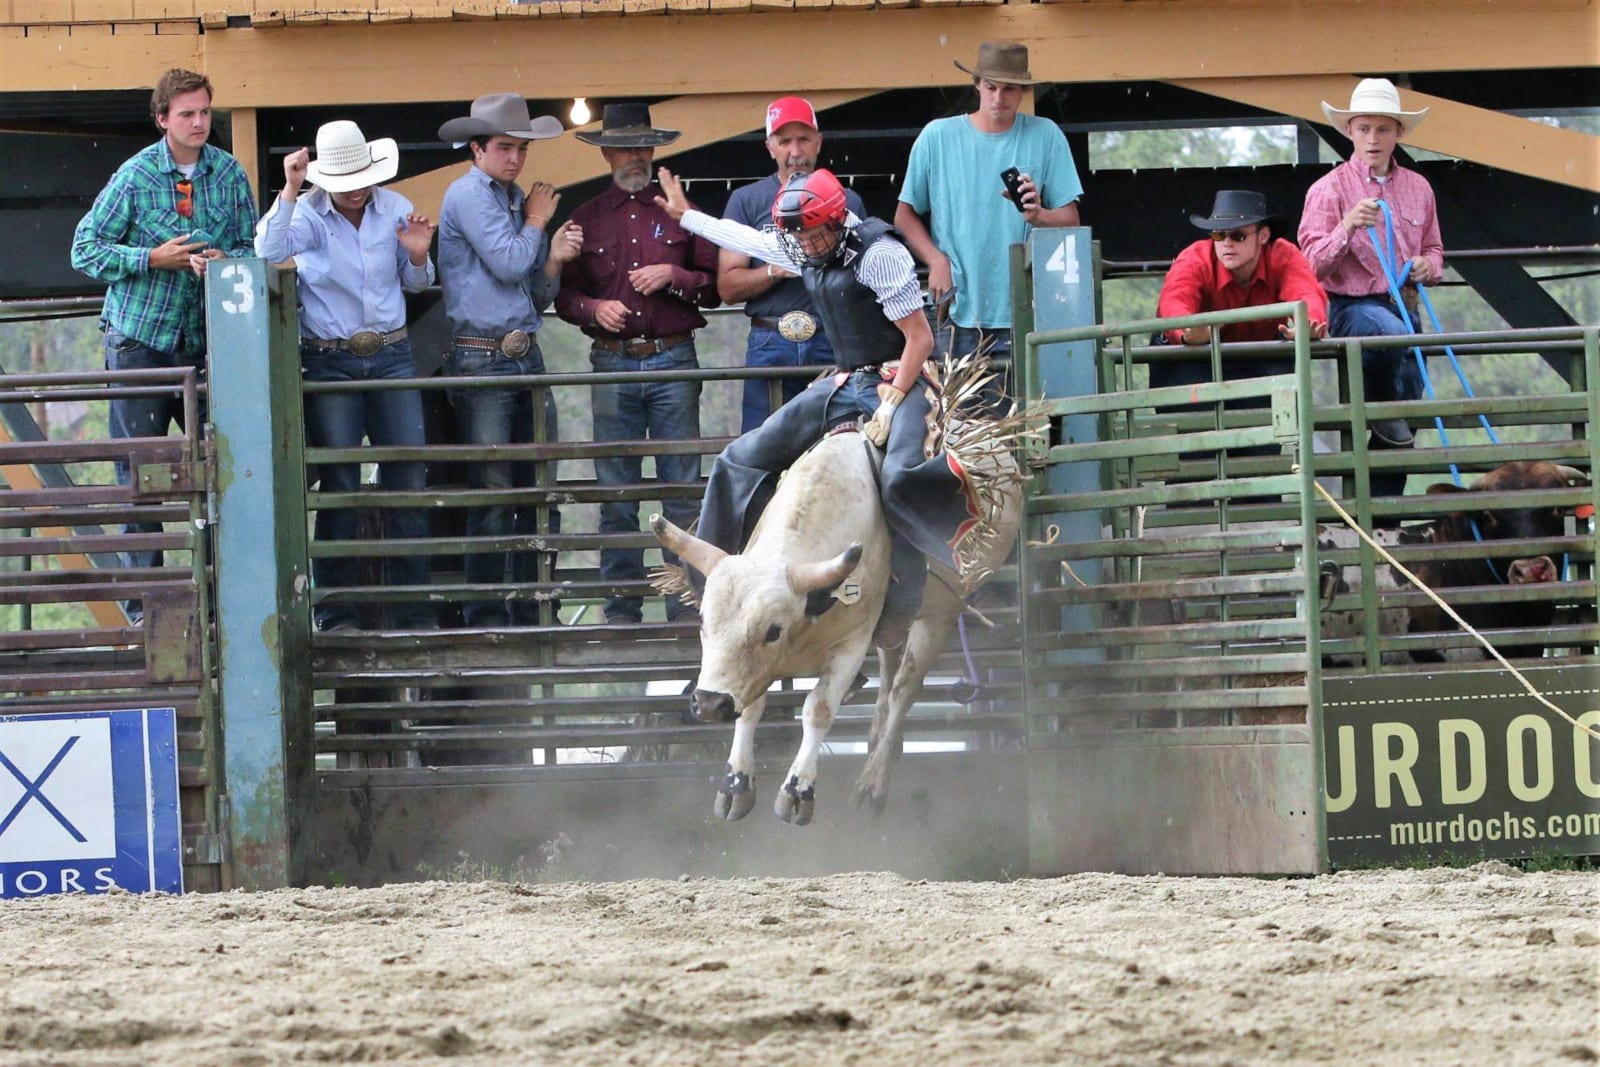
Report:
651,417,1023,826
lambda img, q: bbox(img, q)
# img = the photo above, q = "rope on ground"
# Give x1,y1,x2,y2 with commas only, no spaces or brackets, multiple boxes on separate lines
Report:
1311,478,1600,741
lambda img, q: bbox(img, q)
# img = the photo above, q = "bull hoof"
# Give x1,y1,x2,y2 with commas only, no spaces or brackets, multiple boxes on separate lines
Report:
849,781,889,815
774,775,815,825
714,769,754,821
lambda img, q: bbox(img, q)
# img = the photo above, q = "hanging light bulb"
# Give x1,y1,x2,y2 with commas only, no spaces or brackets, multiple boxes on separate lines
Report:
570,97,591,126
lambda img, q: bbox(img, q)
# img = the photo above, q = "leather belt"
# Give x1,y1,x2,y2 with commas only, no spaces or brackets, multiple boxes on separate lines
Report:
453,330,533,358
303,326,407,358
590,331,692,357
750,316,782,331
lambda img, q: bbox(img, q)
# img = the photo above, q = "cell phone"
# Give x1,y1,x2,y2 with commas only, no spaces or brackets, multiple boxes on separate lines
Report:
1000,167,1028,213
188,228,213,248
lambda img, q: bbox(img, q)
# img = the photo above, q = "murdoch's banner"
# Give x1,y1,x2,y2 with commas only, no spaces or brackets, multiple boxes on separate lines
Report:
0,708,182,898
1323,671,1600,866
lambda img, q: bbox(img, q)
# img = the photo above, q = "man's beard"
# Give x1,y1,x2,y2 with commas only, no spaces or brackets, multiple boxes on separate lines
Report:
614,165,650,193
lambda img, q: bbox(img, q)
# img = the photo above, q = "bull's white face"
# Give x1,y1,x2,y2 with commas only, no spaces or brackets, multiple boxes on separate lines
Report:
696,556,824,707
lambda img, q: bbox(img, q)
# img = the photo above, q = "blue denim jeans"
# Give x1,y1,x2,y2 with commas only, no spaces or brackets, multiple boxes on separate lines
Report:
302,340,432,631
104,330,204,619
740,325,835,433
590,340,702,621
930,317,1014,413
1329,295,1424,405
444,342,561,627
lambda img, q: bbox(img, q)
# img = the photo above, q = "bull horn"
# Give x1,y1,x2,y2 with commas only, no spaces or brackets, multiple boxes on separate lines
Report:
1553,465,1590,487
649,514,727,577
787,543,864,596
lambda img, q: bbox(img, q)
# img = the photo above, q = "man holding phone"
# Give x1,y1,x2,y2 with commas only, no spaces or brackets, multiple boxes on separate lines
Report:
895,40,1082,374
71,67,258,623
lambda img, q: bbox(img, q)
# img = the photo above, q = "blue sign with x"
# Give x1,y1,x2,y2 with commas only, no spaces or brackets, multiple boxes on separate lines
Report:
0,708,181,897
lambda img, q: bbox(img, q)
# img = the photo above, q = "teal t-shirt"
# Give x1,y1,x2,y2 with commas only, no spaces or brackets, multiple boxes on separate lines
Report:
898,113,1083,329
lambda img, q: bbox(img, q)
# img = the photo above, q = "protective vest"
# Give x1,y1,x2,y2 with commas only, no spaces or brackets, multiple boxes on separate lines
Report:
802,219,906,370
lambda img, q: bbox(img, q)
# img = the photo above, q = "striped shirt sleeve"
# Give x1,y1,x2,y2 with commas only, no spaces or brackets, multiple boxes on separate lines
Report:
857,239,922,322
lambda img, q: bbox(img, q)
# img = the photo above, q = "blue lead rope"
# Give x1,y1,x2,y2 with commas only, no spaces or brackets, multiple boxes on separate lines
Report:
1367,200,1504,470
1366,202,1567,583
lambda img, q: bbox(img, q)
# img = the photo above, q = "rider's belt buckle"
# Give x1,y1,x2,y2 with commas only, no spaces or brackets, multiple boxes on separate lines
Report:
777,310,817,343
500,329,532,358
347,330,384,358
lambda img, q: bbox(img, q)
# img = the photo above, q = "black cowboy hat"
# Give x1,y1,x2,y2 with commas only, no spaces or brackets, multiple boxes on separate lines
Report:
574,103,680,148
1189,189,1280,231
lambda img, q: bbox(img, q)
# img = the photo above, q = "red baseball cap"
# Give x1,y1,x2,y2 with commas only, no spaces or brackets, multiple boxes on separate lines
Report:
765,96,818,137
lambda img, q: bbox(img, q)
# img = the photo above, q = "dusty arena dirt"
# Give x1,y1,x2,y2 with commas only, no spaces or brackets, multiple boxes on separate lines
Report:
1,864,1595,1066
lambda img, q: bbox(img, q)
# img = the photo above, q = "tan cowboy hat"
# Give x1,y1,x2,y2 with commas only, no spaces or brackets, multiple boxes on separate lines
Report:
1321,78,1429,132
574,103,681,148
438,93,564,143
953,40,1040,86
305,120,397,193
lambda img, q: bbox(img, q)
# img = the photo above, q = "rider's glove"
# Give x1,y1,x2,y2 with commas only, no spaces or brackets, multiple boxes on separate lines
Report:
864,384,905,447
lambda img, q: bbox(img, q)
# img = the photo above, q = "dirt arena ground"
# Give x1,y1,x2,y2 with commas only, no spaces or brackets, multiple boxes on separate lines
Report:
1,863,1594,1066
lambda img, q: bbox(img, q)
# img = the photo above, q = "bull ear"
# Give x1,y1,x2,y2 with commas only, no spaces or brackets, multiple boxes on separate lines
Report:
1425,482,1469,496
650,514,727,578
787,543,863,596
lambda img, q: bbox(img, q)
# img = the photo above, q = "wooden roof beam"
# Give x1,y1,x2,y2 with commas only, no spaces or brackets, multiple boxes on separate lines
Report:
4,3,1597,99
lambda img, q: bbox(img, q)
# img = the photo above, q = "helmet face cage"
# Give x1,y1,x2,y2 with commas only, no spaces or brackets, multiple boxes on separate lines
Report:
776,221,844,268
772,170,848,267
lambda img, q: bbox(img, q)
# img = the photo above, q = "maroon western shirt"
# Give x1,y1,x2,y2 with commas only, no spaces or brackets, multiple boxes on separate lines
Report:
555,181,719,340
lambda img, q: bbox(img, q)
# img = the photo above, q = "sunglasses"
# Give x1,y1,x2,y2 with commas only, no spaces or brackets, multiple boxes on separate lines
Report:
175,179,193,219
1209,227,1258,243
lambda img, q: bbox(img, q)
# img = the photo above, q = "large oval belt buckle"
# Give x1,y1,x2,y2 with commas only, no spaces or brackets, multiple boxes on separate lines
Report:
347,330,383,358
777,310,817,343
500,329,532,358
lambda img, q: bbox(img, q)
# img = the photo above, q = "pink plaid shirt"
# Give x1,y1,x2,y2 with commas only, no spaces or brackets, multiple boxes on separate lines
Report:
1298,158,1444,298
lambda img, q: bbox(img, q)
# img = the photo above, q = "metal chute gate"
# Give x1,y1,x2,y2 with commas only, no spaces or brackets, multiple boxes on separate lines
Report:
1018,289,1327,875
1014,229,1600,873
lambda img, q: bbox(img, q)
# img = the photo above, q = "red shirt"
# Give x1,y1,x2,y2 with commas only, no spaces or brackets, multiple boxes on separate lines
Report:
1156,237,1329,344
555,181,719,340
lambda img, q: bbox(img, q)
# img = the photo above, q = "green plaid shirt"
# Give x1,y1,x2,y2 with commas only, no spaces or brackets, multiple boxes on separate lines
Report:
71,139,257,358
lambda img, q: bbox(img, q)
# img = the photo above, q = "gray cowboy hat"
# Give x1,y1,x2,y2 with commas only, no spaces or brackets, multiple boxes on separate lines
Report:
574,103,681,148
1189,189,1280,231
953,40,1041,86
438,93,564,143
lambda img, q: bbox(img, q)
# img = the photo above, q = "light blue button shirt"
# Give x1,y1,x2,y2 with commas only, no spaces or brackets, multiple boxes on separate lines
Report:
436,165,558,338
255,185,434,340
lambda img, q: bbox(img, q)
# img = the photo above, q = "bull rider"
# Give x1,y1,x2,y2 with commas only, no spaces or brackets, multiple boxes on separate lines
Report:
656,166,996,650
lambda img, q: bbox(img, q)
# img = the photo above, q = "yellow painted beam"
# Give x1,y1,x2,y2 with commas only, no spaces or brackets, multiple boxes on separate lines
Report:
4,3,1598,99
390,88,874,221
1172,74,1600,194
230,104,260,199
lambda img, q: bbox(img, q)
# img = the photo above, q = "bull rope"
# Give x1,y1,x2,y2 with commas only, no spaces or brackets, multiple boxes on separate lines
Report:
1312,477,1600,741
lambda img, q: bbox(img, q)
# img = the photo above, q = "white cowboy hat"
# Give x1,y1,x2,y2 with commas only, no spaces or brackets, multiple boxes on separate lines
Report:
1321,78,1429,133
306,120,398,193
